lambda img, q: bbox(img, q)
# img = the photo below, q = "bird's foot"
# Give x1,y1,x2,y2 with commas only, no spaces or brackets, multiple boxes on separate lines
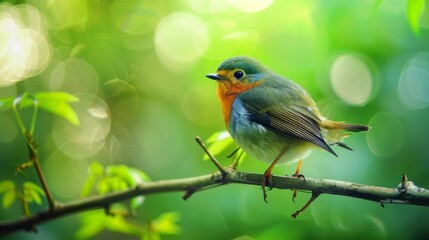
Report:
291,173,305,203
262,172,273,203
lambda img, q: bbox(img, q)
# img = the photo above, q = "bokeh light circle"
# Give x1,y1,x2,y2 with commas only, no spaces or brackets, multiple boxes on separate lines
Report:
111,0,164,50
154,12,208,70
45,0,93,29
52,94,111,160
84,33,118,65
203,19,241,60
44,150,88,199
228,0,273,13
182,81,221,126
367,112,403,157
111,0,163,36
204,21,260,60
330,54,373,106
103,79,140,123
186,0,229,14
44,146,111,200
398,52,429,110
0,4,51,86
12,4,44,33
49,58,99,94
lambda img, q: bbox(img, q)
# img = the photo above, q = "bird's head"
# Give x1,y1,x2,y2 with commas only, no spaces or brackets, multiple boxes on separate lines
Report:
206,56,268,96
206,56,268,127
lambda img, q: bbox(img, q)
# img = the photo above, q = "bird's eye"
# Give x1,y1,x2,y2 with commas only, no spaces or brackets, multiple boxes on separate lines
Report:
233,70,245,79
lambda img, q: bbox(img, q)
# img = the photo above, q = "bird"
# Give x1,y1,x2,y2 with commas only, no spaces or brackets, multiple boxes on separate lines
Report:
206,56,369,203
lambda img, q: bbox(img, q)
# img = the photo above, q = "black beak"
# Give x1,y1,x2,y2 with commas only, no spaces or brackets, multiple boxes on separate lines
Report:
206,74,225,81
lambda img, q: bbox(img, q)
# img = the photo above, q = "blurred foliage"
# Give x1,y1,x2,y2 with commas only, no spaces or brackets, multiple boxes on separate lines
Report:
0,180,45,215
0,0,429,239
80,161,182,240
203,130,247,167
80,161,150,210
0,180,16,209
76,209,180,240
406,0,426,35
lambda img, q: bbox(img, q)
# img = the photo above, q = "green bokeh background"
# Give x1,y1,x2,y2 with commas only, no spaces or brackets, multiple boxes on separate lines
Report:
1,0,429,239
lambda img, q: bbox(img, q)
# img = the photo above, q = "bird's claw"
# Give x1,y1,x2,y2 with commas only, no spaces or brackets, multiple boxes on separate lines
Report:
291,173,305,203
292,191,298,203
262,173,273,203
292,173,305,180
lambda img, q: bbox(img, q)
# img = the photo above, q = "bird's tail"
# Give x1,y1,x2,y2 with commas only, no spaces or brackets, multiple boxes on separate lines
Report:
321,120,370,132
320,120,369,151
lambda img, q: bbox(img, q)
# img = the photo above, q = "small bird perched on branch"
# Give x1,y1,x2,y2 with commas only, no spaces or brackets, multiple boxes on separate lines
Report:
206,56,369,202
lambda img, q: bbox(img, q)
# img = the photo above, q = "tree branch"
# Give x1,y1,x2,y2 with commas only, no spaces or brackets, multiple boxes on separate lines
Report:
24,131,56,210
1,168,428,236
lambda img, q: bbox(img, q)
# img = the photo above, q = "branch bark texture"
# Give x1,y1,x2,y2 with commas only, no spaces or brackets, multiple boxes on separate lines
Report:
1,169,428,235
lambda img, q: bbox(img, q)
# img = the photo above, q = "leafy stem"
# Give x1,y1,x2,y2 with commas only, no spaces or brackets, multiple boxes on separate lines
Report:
7,92,80,211
19,192,30,217
12,96,26,135
12,94,55,210
29,99,38,135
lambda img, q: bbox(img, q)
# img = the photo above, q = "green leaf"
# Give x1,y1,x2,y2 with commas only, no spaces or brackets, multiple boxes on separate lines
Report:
203,131,234,160
82,162,150,211
0,97,14,110
76,211,105,239
106,165,135,187
26,189,42,205
80,175,96,197
17,93,34,109
115,178,129,190
142,233,161,240
13,92,80,125
2,189,16,208
79,210,147,239
23,182,45,205
0,181,16,209
35,92,80,103
406,0,425,36
36,94,80,126
206,130,231,143
0,181,15,193
129,168,150,184
89,161,104,176
81,162,105,197
128,168,148,209
104,213,146,237
97,178,111,194
130,196,145,209
23,182,45,196
152,212,181,235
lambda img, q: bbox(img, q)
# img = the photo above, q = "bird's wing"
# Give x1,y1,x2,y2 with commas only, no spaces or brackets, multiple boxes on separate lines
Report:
238,82,337,156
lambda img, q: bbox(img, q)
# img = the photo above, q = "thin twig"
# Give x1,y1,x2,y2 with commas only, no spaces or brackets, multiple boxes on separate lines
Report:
230,149,245,170
25,132,56,210
227,147,240,158
183,137,228,199
29,99,39,135
195,136,226,176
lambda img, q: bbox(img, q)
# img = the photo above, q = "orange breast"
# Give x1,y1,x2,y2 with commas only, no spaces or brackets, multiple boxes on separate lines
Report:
217,79,263,129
